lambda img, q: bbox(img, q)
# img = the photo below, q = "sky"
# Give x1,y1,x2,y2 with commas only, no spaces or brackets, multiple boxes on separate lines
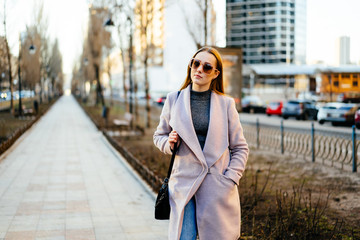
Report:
2,0,360,77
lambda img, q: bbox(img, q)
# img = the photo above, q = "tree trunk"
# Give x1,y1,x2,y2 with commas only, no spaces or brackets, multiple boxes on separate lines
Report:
5,39,14,115
134,63,138,127
121,55,128,112
144,58,151,128
94,64,104,106
108,72,113,106
204,0,208,46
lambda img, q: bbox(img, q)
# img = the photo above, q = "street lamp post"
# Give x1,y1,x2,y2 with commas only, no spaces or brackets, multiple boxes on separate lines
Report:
18,33,36,117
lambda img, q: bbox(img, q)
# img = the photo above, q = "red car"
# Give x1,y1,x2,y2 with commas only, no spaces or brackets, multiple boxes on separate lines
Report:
156,96,166,105
355,109,360,129
266,101,283,116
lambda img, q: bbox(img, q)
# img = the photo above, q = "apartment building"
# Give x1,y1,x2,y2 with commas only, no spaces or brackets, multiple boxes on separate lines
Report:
226,0,306,64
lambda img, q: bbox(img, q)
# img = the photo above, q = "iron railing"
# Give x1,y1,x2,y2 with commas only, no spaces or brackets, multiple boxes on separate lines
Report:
242,119,359,173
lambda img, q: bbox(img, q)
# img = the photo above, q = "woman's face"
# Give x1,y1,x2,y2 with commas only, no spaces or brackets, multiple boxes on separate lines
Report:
190,51,219,92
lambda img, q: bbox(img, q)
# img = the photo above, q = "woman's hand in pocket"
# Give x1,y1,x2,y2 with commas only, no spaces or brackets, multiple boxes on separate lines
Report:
168,130,179,151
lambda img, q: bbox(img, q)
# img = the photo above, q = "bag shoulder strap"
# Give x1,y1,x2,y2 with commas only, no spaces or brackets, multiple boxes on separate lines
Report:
166,91,181,179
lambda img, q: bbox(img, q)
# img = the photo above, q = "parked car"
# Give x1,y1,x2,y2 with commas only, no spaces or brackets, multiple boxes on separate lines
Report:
324,103,360,126
0,91,8,101
355,109,360,129
241,95,266,113
156,96,166,105
266,101,283,116
337,92,360,103
282,100,318,120
317,102,344,124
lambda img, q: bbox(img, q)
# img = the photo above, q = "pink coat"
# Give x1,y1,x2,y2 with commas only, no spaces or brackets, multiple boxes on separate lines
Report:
153,85,249,240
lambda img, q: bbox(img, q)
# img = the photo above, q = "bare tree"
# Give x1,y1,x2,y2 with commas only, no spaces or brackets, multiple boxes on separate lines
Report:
2,0,14,114
136,0,164,128
111,0,134,113
48,39,63,96
32,0,51,102
87,5,111,107
0,37,7,84
180,0,217,48
103,45,116,106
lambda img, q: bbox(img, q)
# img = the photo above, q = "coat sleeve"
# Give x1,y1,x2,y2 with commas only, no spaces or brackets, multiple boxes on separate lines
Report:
153,92,173,155
225,97,249,185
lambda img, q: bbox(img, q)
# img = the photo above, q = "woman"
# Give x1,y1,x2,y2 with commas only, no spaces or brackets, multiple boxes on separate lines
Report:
153,47,249,240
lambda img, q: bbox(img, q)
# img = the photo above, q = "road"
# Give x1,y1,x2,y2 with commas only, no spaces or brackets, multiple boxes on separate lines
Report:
239,113,356,135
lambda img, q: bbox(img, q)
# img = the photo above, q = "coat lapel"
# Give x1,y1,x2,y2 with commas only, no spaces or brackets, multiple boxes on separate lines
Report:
203,92,229,168
170,85,206,165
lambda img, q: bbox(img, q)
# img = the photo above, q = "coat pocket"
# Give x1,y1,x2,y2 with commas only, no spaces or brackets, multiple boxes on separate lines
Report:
220,173,237,187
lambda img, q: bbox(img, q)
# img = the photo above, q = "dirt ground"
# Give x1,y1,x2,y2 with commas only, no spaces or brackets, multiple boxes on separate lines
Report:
247,148,360,226
81,99,360,234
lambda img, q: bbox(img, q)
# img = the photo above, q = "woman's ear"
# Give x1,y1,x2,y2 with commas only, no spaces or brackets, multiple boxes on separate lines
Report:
213,70,220,80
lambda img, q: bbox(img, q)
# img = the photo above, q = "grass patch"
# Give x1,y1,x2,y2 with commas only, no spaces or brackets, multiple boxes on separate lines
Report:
0,98,57,143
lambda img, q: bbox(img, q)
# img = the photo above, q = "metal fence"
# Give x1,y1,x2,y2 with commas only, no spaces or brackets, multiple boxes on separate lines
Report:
242,119,359,173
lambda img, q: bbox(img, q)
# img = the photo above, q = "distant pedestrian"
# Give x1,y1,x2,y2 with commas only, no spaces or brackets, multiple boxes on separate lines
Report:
33,100,39,115
153,46,249,240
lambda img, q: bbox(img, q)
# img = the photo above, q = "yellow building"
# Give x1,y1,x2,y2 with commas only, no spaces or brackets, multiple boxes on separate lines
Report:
243,64,360,102
320,71,360,94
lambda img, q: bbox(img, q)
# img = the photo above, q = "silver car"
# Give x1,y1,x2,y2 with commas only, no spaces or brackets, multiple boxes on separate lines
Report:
317,102,343,124
318,103,359,126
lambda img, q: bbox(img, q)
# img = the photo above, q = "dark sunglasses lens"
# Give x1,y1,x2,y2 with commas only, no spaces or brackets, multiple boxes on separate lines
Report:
203,63,213,73
192,59,201,68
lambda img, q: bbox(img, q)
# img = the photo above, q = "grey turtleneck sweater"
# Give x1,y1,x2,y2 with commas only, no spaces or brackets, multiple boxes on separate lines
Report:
190,89,211,150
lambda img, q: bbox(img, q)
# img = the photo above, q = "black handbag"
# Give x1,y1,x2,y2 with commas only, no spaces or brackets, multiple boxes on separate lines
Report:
155,143,178,220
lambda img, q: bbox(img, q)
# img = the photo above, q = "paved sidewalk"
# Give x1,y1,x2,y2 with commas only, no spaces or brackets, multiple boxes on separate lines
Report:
0,95,168,240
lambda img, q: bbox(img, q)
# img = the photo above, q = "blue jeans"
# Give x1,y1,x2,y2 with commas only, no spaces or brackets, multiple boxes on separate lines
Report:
180,197,198,240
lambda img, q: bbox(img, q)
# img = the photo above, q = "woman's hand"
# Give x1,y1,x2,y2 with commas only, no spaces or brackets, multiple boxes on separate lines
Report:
168,130,179,151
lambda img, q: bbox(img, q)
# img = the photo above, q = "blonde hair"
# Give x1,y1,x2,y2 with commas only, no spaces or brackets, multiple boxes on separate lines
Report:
180,46,224,94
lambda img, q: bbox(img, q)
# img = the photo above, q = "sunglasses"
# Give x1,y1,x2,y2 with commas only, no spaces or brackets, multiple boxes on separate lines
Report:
189,58,218,74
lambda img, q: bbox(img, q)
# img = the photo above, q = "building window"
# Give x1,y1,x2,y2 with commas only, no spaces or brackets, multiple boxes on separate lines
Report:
353,81,358,87
232,14,242,18
268,27,276,31
334,81,339,87
342,74,350,78
267,3,277,7
353,74,358,79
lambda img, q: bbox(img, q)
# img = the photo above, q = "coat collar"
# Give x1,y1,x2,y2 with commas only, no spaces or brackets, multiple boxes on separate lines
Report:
170,85,229,168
